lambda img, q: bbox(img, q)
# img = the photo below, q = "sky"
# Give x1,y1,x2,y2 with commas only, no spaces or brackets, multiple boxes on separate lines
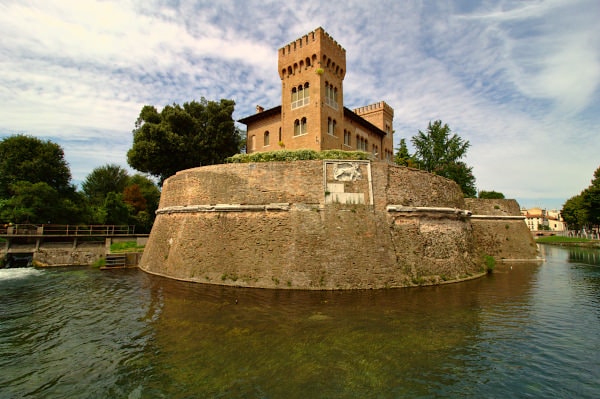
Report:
1,0,599,210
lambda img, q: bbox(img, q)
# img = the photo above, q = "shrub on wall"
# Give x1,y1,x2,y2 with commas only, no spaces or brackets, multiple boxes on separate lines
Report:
226,149,371,163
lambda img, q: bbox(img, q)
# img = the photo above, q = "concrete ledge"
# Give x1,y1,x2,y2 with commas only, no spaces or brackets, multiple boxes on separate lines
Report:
387,205,472,217
156,203,291,214
470,215,526,220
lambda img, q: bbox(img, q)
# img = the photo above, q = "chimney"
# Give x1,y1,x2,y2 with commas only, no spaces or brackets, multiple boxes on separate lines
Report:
256,105,264,113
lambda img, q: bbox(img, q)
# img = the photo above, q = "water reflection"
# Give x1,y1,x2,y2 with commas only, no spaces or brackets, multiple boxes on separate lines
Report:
1,247,599,398
140,262,545,398
568,246,600,266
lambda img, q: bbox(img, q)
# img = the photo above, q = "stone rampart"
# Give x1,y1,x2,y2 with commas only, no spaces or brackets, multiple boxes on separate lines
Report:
140,160,538,289
464,198,538,260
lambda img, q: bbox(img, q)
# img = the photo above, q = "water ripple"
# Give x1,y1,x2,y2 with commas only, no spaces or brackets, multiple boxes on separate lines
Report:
1,246,599,398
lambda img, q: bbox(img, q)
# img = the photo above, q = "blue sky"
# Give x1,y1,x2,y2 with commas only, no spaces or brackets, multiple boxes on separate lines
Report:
1,0,598,210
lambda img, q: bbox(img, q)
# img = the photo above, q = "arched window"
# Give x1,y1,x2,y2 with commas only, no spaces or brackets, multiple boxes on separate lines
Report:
301,117,307,134
278,127,282,142
328,119,336,136
305,57,311,67
251,135,256,151
291,82,310,109
264,131,270,147
325,83,338,110
344,130,351,146
294,120,300,136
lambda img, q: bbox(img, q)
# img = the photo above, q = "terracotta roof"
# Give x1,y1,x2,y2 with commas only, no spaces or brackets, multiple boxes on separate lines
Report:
343,107,386,137
237,105,387,138
237,106,281,124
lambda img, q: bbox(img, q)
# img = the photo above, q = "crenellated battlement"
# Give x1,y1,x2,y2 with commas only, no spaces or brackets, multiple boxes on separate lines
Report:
354,101,395,117
279,27,345,57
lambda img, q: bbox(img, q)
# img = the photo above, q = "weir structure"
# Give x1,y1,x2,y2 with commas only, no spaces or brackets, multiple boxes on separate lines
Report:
0,224,147,267
139,160,538,289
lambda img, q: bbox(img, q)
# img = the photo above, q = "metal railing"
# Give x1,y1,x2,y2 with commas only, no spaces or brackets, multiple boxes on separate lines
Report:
0,224,136,236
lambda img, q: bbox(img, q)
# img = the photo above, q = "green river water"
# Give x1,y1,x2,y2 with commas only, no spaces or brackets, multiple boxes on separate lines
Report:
1,244,599,398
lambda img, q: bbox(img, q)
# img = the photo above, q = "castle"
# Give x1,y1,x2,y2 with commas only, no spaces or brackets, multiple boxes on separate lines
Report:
239,27,395,161
137,28,539,290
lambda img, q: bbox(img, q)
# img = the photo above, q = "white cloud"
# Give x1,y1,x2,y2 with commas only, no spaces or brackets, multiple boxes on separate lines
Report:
0,0,598,210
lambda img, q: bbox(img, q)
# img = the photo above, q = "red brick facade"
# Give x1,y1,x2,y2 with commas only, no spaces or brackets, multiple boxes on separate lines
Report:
239,27,394,162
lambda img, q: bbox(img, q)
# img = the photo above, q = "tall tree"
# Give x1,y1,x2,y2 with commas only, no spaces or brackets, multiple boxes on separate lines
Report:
102,192,130,225
0,135,73,199
582,166,600,229
411,120,476,197
81,164,130,205
127,174,160,216
394,138,416,167
562,194,587,231
127,98,242,184
0,181,86,224
561,165,600,231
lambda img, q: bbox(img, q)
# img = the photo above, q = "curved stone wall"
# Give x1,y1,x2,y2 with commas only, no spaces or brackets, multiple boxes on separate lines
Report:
139,160,537,289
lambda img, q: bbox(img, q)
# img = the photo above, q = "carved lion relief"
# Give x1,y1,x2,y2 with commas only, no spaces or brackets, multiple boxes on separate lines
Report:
333,162,362,181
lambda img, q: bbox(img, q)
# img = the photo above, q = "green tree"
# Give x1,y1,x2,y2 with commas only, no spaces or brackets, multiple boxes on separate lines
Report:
127,98,242,184
561,165,600,231
562,194,587,231
478,190,505,199
582,166,600,229
0,181,86,224
81,164,130,205
411,120,477,197
127,174,160,216
125,174,161,232
102,192,130,225
0,135,73,199
442,161,477,198
394,138,416,167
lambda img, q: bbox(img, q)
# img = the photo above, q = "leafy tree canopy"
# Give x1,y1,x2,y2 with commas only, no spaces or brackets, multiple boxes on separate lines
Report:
561,194,587,231
82,164,130,205
394,138,417,168
127,98,243,184
0,135,73,199
478,190,505,199
561,165,600,231
0,181,86,224
582,165,600,227
411,120,477,197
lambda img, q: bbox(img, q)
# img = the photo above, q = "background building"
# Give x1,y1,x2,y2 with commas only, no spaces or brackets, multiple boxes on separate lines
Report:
521,207,566,232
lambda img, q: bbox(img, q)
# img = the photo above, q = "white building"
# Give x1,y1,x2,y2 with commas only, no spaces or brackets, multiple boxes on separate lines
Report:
521,207,566,232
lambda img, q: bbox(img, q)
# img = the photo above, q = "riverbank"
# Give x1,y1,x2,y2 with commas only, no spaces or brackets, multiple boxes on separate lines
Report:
535,236,600,248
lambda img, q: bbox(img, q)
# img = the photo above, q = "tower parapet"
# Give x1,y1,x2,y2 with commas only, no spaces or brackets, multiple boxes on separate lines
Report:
278,27,346,80
354,101,394,118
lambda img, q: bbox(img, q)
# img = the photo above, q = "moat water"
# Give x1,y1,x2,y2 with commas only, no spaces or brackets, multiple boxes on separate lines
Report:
1,244,599,398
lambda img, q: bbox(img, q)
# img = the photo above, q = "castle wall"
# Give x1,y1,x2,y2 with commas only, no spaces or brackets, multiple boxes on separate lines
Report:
140,161,539,289
464,198,538,260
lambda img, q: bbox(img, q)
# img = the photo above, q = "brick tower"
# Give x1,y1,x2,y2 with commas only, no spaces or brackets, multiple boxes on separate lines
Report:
240,27,394,160
278,27,346,151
